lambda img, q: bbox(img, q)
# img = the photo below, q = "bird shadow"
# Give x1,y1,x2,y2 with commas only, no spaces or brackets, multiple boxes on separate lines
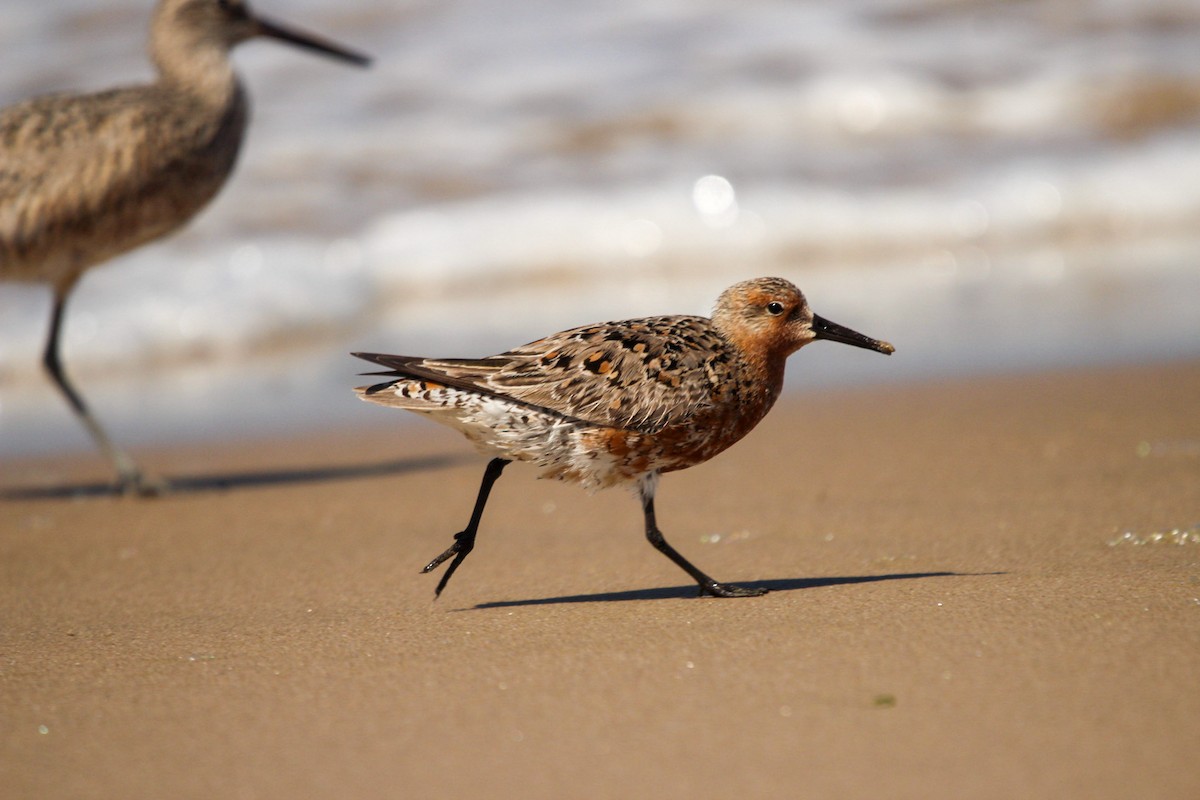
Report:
0,453,467,501
467,571,997,609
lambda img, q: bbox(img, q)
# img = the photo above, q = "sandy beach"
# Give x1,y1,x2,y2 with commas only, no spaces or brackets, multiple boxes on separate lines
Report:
2,360,1198,799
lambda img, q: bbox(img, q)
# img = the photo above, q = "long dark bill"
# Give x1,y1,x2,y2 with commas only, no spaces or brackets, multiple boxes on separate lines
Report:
812,314,895,355
256,16,372,67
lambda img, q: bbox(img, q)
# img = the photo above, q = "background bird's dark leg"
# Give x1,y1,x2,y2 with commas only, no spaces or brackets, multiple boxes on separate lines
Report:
422,457,510,598
43,290,160,496
639,476,767,598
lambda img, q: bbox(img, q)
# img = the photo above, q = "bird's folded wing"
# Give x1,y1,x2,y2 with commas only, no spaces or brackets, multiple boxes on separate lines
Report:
354,315,733,434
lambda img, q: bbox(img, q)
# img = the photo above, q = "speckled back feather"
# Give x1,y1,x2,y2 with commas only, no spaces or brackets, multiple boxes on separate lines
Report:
359,314,755,435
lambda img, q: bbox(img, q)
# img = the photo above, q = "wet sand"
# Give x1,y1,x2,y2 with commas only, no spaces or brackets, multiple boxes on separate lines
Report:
2,361,1198,799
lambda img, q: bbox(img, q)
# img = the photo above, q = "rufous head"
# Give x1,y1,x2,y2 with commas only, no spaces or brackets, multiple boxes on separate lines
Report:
712,277,894,361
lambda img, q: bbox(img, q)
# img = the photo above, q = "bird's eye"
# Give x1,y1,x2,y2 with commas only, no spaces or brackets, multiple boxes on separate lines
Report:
766,301,785,316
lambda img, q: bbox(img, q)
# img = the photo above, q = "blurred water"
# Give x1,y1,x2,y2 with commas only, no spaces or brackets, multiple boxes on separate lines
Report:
2,0,1199,458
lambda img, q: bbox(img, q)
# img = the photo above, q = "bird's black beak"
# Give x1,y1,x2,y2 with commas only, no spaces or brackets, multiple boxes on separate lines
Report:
255,15,372,67
812,314,895,355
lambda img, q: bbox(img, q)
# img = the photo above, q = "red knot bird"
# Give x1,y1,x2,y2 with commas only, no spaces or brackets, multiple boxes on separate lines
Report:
354,277,895,599
0,0,369,494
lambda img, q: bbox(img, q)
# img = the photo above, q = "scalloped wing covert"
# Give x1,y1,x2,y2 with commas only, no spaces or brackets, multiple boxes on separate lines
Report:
358,315,742,434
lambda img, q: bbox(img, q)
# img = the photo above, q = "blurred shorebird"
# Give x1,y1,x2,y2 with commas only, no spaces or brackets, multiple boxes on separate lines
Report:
355,277,895,599
0,0,369,494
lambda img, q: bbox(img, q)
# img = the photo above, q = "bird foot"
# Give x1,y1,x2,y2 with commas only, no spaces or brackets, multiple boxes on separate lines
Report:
700,581,768,598
422,530,478,597
421,530,471,574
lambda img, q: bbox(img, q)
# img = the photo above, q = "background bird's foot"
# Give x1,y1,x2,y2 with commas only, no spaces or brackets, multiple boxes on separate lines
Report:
115,472,170,498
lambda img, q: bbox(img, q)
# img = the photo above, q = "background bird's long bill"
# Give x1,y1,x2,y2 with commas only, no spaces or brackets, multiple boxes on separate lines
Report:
255,17,372,67
812,315,895,355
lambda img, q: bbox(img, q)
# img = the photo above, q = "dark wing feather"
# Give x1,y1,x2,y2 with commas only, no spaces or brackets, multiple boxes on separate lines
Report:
352,351,596,425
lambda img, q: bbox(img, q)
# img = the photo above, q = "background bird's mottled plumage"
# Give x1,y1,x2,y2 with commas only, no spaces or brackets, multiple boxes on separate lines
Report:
0,83,247,289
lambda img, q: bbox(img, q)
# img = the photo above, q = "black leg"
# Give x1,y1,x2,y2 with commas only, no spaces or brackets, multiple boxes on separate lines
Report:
43,290,161,496
422,457,510,598
639,478,766,598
